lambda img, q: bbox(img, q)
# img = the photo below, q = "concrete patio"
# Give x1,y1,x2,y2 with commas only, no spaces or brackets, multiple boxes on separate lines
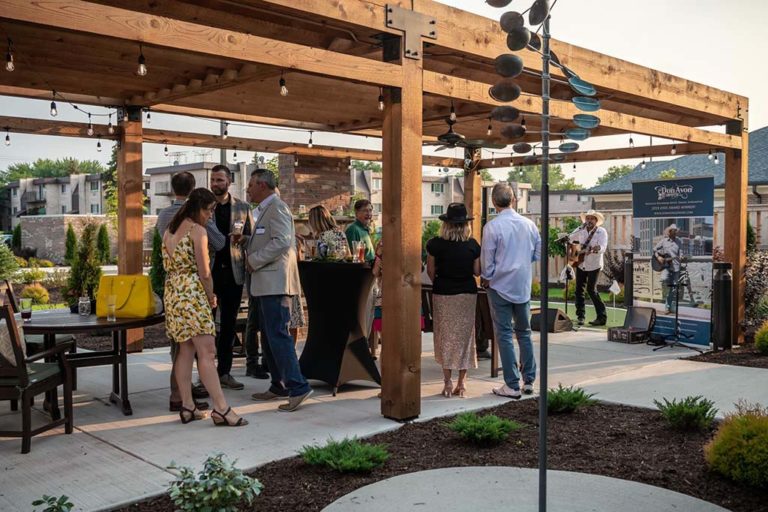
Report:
1,329,766,512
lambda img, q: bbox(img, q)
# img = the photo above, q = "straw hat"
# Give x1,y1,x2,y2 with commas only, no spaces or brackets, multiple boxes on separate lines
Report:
664,224,679,236
580,209,605,227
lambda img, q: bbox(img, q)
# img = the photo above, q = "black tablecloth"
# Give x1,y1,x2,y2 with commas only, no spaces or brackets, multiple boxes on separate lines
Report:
298,261,381,392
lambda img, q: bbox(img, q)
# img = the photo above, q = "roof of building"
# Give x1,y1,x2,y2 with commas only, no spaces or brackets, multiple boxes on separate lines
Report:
587,125,768,194
145,161,229,175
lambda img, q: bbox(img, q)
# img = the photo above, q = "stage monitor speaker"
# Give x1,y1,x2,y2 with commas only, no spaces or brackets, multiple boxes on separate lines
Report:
531,308,573,333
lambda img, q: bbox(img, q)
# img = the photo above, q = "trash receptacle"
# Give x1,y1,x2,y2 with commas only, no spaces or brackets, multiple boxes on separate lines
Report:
623,252,633,309
712,261,733,351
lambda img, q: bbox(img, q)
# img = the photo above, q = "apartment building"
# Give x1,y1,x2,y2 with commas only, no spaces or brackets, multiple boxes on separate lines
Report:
2,173,106,229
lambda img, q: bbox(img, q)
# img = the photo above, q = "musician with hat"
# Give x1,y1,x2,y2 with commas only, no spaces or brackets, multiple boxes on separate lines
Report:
654,224,683,314
567,209,608,326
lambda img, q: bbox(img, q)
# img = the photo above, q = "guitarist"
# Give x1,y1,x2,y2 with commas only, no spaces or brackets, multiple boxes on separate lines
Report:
654,224,683,314
567,210,608,326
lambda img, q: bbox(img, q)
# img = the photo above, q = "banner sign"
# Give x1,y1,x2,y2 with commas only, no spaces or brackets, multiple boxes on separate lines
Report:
632,177,714,218
631,176,715,347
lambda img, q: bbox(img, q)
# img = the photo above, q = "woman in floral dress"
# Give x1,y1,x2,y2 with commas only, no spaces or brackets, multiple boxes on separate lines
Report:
163,188,247,427
308,205,350,259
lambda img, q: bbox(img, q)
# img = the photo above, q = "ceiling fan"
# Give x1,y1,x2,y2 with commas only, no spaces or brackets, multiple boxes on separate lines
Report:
423,116,507,152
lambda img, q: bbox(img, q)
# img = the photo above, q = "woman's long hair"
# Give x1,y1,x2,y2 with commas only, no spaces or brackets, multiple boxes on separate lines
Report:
168,188,216,234
308,205,337,235
440,220,472,242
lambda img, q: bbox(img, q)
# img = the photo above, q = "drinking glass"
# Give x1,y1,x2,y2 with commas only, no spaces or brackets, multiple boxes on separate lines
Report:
352,241,362,263
303,239,316,260
78,296,91,316
231,220,244,244
107,294,117,322
20,298,32,323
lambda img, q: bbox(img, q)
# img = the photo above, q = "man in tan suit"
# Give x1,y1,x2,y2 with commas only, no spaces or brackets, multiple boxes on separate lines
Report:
246,169,312,412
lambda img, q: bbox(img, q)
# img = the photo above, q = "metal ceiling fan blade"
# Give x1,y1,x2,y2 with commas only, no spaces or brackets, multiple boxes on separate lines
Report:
464,139,507,150
434,145,452,152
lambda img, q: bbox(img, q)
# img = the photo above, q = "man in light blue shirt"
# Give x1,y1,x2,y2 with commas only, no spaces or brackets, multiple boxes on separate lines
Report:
481,182,541,399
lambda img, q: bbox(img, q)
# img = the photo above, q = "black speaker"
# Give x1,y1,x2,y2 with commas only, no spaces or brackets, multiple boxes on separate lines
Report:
531,308,573,333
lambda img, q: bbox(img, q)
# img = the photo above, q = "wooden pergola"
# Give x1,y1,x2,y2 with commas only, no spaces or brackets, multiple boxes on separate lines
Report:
0,0,748,421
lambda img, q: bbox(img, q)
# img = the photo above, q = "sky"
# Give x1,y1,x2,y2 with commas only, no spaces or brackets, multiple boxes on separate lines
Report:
1,0,765,188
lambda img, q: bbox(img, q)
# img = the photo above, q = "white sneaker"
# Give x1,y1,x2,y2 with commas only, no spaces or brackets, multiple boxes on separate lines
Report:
522,383,534,395
492,384,521,399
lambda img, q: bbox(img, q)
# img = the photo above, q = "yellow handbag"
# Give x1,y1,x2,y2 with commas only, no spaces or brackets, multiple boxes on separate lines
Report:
96,275,156,319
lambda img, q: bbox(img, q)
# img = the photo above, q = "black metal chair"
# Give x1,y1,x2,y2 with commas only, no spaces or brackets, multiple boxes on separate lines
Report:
0,304,74,453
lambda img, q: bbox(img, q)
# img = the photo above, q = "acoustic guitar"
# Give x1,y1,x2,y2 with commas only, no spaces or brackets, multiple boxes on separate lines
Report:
652,253,673,272
567,242,597,267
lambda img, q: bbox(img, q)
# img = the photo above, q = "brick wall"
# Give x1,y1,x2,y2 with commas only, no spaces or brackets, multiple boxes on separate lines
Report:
278,154,352,213
20,215,158,264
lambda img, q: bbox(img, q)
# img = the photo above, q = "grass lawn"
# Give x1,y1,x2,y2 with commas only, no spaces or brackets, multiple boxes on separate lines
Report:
31,303,67,311
531,300,626,329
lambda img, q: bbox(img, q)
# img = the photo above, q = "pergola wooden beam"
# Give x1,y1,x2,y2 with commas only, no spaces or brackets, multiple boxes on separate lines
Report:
478,143,714,168
249,0,744,121
0,115,119,139
2,0,404,88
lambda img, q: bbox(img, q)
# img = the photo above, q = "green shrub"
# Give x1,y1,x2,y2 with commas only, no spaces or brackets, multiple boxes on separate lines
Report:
14,255,28,268
705,402,768,488
63,223,102,306
32,495,73,512
12,223,21,251
654,395,718,431
96,223,110,264
0,244,20,281
447,412,522,445
755,320,768,355
21,284,50,305
15,268,46,285
531,279,541,299
65,223,77,265
149,228,166,297
168,454,262,512
43,268,70,289
547,384,597,414
29,257,54,268
300,438,389,473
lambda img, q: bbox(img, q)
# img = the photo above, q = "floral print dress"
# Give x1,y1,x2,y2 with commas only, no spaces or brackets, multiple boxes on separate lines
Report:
162,231,216,343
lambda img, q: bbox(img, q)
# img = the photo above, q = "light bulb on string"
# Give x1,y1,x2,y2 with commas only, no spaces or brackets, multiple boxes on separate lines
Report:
449,102,457,122
641,156,646,170
5,37,14,72
96,138,102,152
222,122,228,140
714,153,720,165
137,44,147,76
163,143,169,157
708,149,714,161
629,135,634,148
50,91,58,117
145,109,151,124
232,146,238,162
294,153,299,167
491,152,496,165
4,128,9,146
107,114,115,135
487,117,493,137
670,142,676,155
573,162,577,173
122,109,129,123
521,115,526,128
308,131,313,149
87,114,94,136
279,72,288,96
378,88,385,111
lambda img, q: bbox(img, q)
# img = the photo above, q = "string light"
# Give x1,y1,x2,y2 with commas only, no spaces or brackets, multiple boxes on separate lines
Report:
629,134,634,148
145,108,151,124
232,146,238,162
670,142,676,155
163,142,169,156
708,149,714,161
714,153,720,165
122,109,129,123
294,153,299,167
378,88,385,111
279,71,288,96
449,102,457,122
308,131,313,149
222,122,229,140
573,162,576,173
640,155,646,170
491,152,496,165
96,138,102,152
87,113,94,136
521,115,526,128
50,90,58,117
487,117,493,137
4,128,9,146
107,114,115,135
137,44,147,76
5,37,14,72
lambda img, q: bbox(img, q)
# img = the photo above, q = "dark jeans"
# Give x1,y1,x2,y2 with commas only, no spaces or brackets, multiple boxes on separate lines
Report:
575,267,606,321
257,295,311,397
213,267,244,377
244,295,263,372
663,270,681,311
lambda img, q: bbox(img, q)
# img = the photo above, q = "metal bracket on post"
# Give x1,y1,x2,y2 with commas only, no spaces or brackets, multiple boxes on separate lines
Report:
385,4,437,60
118,106,142,123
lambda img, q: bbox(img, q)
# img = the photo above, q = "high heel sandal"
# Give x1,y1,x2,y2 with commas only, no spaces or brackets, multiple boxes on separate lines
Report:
179,405,206,424
452,384,466,398
442,379,453,398
211,406,249,427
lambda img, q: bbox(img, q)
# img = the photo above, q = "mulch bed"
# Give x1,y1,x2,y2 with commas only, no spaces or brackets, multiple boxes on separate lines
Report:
688,343,768,369
119,400,767,512
75,323,172,351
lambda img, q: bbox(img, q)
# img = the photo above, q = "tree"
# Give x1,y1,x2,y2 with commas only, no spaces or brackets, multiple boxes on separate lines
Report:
350,160,382,173
63,223,102,306
421,220,440,262
548,217,581,257
96,223,110,263
0,243,19,282
11,223,21,251
596,165,634,186
149,228,166,297
0,158,106,186
65,223,77,265
507,164,584,191
103,145,118,217
480,168,494,182
747,219,757,254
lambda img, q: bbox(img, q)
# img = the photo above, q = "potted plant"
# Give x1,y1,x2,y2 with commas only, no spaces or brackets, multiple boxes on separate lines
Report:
63,223,102,313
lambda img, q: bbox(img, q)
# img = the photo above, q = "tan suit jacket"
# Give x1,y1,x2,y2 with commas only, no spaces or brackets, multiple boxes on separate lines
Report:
246,194,300,297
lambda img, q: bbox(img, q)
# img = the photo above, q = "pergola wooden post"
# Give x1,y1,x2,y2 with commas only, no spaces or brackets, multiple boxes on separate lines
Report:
117,107,145,349
725,117,749,345
380,48,423,421
464,147,483,243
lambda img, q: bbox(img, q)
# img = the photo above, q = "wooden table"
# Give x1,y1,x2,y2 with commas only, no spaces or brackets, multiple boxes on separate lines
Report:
21,310,165,415
298,261,381,394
